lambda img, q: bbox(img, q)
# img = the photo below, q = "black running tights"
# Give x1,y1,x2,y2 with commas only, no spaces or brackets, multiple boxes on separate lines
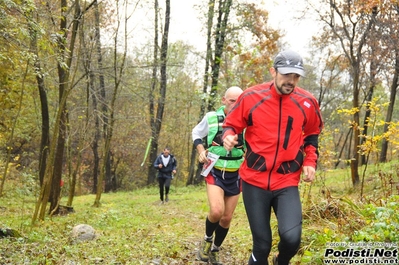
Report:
158,177,171,201
242,181,302,265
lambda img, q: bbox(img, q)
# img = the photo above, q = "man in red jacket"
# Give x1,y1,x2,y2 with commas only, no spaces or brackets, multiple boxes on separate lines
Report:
222,50,323,265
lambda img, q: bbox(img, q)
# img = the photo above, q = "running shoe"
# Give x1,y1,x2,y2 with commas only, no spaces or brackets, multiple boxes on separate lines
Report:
197,238,212,262
209,250,223,265
272,254,290,265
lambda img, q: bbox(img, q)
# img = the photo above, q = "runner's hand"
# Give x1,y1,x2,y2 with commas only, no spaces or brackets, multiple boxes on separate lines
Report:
198,150,208,163
302,166,315,182
223,134,238,151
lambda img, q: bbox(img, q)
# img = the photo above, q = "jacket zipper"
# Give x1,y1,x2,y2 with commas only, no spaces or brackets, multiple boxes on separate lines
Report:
267,97,282,190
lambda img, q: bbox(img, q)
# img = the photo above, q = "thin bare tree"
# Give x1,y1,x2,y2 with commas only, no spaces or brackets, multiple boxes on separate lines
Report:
379,3,399,162
93,0,130,206
186,0,234,185
147,0,171,184
317,0,378,186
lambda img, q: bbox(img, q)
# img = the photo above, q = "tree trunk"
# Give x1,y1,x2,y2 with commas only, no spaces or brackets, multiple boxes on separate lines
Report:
360,88,374,165
67,17,93,204
34,50,50,188
89,45,100,195
360,39,378,165
49,0,83,215
66,110,85,207
208,0,233,111
147,0,170,184
334,128,352,169
350,70,360,186
27,11,50,188
189,0,216,185
380,49,399,162
48,0,70,215
104,152,113,192
147,0,159,184
94,0,128,206
91,0,105,194
32,79,68,222
188,0,232,185
187,144,203,185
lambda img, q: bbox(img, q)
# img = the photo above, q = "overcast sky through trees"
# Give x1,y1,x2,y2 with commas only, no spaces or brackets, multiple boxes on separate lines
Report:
164,0,319,56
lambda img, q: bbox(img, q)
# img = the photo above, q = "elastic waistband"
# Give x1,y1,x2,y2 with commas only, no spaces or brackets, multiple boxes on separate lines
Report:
219,156,243,160
214,166,239,172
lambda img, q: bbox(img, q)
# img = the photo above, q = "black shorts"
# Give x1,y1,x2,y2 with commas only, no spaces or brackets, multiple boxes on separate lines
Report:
204,168,240,196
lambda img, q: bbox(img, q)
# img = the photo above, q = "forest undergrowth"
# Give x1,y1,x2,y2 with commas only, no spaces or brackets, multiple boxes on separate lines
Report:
0,161,398,264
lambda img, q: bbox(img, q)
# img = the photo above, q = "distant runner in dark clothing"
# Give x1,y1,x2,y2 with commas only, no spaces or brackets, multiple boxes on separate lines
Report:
153,147,176,204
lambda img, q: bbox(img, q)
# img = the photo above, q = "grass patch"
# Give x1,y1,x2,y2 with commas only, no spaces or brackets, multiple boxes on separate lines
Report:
1,162,398,264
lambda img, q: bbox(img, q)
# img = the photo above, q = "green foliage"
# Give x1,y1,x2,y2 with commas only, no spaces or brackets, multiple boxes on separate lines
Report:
354,196,399,242
298,161,399,264
336,97,399,162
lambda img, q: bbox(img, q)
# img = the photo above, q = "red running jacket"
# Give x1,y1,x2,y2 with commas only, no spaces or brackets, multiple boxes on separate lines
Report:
222,81,323,191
